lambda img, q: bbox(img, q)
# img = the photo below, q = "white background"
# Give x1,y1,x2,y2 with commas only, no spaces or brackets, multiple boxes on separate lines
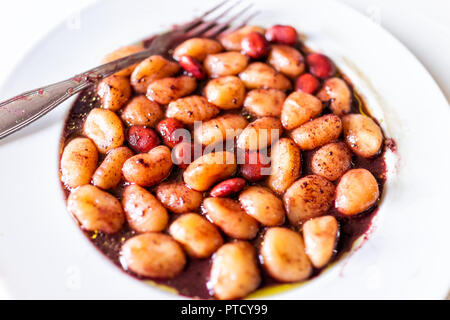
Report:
0,0,448,299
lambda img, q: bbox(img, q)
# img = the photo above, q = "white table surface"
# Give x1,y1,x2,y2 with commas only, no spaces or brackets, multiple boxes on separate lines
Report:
0,0,448,299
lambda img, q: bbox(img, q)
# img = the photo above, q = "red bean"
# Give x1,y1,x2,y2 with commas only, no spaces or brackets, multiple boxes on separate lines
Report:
126,126,160,153
172,142,195,169
306,53,336,79
179,55,206,80
240,152,271,181
295,73,320,94
241,32,269,59
210,178,246,198
265,25,298,46
157,118,185,148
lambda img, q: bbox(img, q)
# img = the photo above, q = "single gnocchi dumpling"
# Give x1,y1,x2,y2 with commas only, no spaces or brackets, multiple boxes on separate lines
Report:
342,114,383,158
83,108,125,153
155,182,203,214
131,55,180,93
209,241,261,300
317,77,352,116
283,175,335,225
92,146,134,190
203,197,259,240
204,76,246,109
60,137,98,189
335,168,380,216
97,75,132,111
67,185,125,234
120,233,186,279
239,186,285,226
173,38,223,61
169,213,223,258
204,51,248,78
121,96,163,127
122,184,169,233
303,215,339,268
260,227,312,282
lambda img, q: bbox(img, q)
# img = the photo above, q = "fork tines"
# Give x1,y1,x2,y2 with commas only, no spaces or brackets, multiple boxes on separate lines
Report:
184,0,258,38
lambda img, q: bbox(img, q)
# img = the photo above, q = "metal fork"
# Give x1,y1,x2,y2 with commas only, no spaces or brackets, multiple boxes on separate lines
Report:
0,0,258,140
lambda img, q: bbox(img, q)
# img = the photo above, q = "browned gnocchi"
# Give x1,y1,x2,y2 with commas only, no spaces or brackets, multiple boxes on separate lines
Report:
120,95,163,127
60,22,389,300
120,233,186,279
169,213,223,258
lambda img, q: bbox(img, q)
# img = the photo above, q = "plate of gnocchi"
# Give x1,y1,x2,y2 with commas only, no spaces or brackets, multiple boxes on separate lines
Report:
0,0,449,299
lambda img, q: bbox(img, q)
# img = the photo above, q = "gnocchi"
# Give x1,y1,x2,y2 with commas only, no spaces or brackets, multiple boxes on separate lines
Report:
203,197,259,240
146,76,197,105
92,146,133,190
67,185,124,234
194,113,248,146
283,175,335,225
173,38,223,61
291,114,342,150
239,186,285,226
342,114,383,158
122,184,169,232
243,88,286,117
317,77,352,116
122,145,173,187
131,55,180,93
120,233,186,278
83,108,125,153
311,142,352,181
204,76,246,109
166,95,220,125
239,62,292,90
204,51,248,77
169,213,223,258
267,45,305,78
183,151,236,191
155,182,203,214
281,91,323,130
97,75,132,111
61,137,98,189
121,96,163,127
236,117,283,151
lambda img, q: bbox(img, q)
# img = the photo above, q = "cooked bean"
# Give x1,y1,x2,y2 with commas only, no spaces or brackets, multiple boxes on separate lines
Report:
183,151,236,191
335,168,379,216
209,241,261,300
131,55,180,93
243,89,286,117
122,145,172,187
102,44,145,77
146,76,197,105
194,114,248,146
83,108,125,153
306,53,336,80
121,96,163,127
120,233,186,279
179,55,206,80
205,76,246,110
92,146,133,190
219,25,265,51
126,126,160,153
237,117,283,151
291,114,342,150
267,45,305,78
61,137,98,189
317,77,351,116
239,62,292,90
265,25,298,45
166,95,220,125
342,114,383,158
122,184,168,232
156,118,185,148
173,38,223,61
67,185,124,234
295,73,320,94
281,91,323,130
155,182,203,214
239,186,285,226
169,213,223,258
239,152,271,182
204,52,248,78
97,75,132,111
260,227,312,282
210,178,246,198
267,138,301,195
172,141,196,169
283,175,335,225
203,197,259,240
241,32,269,59
303,215,338,268
311,142,352,181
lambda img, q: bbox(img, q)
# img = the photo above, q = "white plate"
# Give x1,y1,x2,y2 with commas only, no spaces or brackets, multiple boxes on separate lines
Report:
0,0,449,299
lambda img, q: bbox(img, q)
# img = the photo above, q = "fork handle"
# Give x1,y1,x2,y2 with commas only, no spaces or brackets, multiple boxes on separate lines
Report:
0,77,93,140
